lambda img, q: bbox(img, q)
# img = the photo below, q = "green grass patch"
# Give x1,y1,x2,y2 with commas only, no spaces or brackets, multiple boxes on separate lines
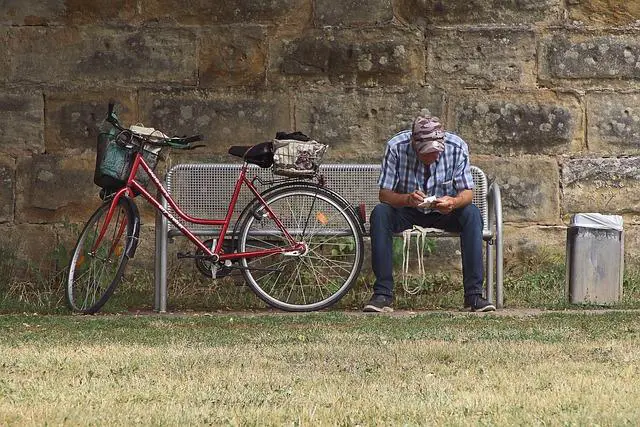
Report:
2,239,640,314
1,311,640,425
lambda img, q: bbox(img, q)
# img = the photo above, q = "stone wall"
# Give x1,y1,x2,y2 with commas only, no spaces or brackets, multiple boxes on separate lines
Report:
1,0,639,273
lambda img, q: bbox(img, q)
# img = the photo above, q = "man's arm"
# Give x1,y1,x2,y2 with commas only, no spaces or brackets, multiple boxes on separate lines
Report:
380,188,473,211
379,188,426,208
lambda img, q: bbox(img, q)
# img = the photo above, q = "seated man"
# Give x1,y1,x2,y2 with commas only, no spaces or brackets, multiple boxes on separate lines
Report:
363,115,495,313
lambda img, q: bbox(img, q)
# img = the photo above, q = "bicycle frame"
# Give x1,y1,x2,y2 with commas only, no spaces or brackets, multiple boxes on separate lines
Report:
94,150,306,262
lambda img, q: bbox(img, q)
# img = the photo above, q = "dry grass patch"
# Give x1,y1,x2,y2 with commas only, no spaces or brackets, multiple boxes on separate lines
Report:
0,312,639,425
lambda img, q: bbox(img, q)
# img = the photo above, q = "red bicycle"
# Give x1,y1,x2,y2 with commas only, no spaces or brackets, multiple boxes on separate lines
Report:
66,104,364,314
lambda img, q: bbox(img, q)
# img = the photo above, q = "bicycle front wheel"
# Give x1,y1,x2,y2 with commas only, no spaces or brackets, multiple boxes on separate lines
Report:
238,187,364,311
66,198,135,314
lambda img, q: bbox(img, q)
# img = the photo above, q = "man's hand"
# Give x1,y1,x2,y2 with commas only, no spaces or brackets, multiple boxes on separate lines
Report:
379,189,472,211
433,196,456,214
433,190,473,215
406,190,426,208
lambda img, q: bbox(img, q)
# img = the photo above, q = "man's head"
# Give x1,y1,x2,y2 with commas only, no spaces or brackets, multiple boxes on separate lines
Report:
411,115,445,165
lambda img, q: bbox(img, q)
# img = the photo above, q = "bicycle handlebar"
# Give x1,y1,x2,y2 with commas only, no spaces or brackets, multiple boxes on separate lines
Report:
106,102,204,150
179,134,204,144
106,101,124,131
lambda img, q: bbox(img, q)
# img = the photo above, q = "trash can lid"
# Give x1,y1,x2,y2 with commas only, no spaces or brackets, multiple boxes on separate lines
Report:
571,213,623,231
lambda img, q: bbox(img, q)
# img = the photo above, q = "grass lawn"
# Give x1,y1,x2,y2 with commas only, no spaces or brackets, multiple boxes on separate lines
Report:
1,310,639,425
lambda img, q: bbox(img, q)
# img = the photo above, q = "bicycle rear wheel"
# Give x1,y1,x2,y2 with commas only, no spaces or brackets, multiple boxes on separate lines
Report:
238,186,364,311
66,198,135,314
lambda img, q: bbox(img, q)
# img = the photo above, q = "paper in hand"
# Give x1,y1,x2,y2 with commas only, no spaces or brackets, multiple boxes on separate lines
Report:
418,195,437,208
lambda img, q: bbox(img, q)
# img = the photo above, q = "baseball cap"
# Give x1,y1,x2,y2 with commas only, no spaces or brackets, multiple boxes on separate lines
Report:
411,115,445,154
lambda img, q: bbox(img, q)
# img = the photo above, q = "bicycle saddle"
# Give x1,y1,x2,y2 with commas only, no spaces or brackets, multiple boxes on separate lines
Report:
228,141,274,168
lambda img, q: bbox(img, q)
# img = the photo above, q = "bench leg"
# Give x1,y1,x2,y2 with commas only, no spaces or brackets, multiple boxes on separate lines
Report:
485,241,495,304
154,190,168,313
487,181,504,309
496,221,504,309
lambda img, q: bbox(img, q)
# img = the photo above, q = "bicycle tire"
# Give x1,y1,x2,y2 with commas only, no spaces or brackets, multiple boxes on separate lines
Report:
237,186,364,311
66,198,135,314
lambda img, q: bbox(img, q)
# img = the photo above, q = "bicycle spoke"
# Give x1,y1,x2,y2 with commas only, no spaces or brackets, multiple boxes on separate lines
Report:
67,200,133,314
299,256,326,302
239,188,363,311
302,255,346,292
304,253,354,275
287,261,303,303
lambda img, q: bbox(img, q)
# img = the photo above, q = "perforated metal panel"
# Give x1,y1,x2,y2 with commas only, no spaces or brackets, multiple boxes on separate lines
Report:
166,163,490,237
166,164,273,234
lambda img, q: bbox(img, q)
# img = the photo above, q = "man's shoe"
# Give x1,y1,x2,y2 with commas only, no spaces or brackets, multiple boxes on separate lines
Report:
363,294,394,313
463,295,496,312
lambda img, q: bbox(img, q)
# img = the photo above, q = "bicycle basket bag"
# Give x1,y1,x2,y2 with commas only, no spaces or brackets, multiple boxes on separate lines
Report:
94,131,159,190
272,132,328,177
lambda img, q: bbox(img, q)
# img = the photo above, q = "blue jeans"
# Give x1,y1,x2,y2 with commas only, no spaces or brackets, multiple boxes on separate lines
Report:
370,203,484,298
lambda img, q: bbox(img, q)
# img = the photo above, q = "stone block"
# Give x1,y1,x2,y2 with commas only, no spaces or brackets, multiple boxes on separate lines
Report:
199,26,267,87
139,0,311,25
540,34,640,86
427,29,537,89
0,91,44,156
64,0,138,24
139,90,291,156
314,0,393,27
586,92,640,154
627,213,640,226
0,0,66,25
402,0,562,25
0,29,9,81
623,225,640,267
393,0,427,27
0,224,60,275
568,0,640,26
503,225,567,264
45,92,137,154
5,27,196,85
562,157,640,215
274,28,425,86
16,153,98,224
295,87,444,160
473,156,560,224
0,157,15,223
0,0,137,25
451,91,583,155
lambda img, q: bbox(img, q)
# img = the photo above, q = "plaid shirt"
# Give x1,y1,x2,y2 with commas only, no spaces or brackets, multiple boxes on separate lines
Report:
378,129,474,204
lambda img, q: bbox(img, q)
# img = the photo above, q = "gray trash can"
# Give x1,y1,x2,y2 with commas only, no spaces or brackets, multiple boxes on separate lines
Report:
565,213,624,304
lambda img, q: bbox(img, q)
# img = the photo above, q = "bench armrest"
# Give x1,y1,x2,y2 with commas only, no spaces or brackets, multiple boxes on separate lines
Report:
487,181,503,242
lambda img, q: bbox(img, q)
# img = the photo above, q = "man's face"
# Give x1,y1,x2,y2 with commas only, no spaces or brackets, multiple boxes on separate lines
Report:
417,151,440,165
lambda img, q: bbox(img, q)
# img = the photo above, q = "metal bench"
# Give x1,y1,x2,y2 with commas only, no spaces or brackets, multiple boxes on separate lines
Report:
154,164,504,311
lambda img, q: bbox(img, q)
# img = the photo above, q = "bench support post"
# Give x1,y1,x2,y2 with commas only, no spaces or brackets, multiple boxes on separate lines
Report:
486,241,495,304
488,182,504,308
154,185,169,313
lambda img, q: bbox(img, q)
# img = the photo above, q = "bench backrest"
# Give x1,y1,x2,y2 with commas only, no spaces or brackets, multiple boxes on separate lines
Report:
165,164,489,236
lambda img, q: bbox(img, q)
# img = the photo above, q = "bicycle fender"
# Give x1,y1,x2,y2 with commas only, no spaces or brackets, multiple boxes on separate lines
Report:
122,197,141,258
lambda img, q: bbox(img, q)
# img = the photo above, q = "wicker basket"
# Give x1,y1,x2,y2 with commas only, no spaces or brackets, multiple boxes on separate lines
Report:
271,139,327,177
